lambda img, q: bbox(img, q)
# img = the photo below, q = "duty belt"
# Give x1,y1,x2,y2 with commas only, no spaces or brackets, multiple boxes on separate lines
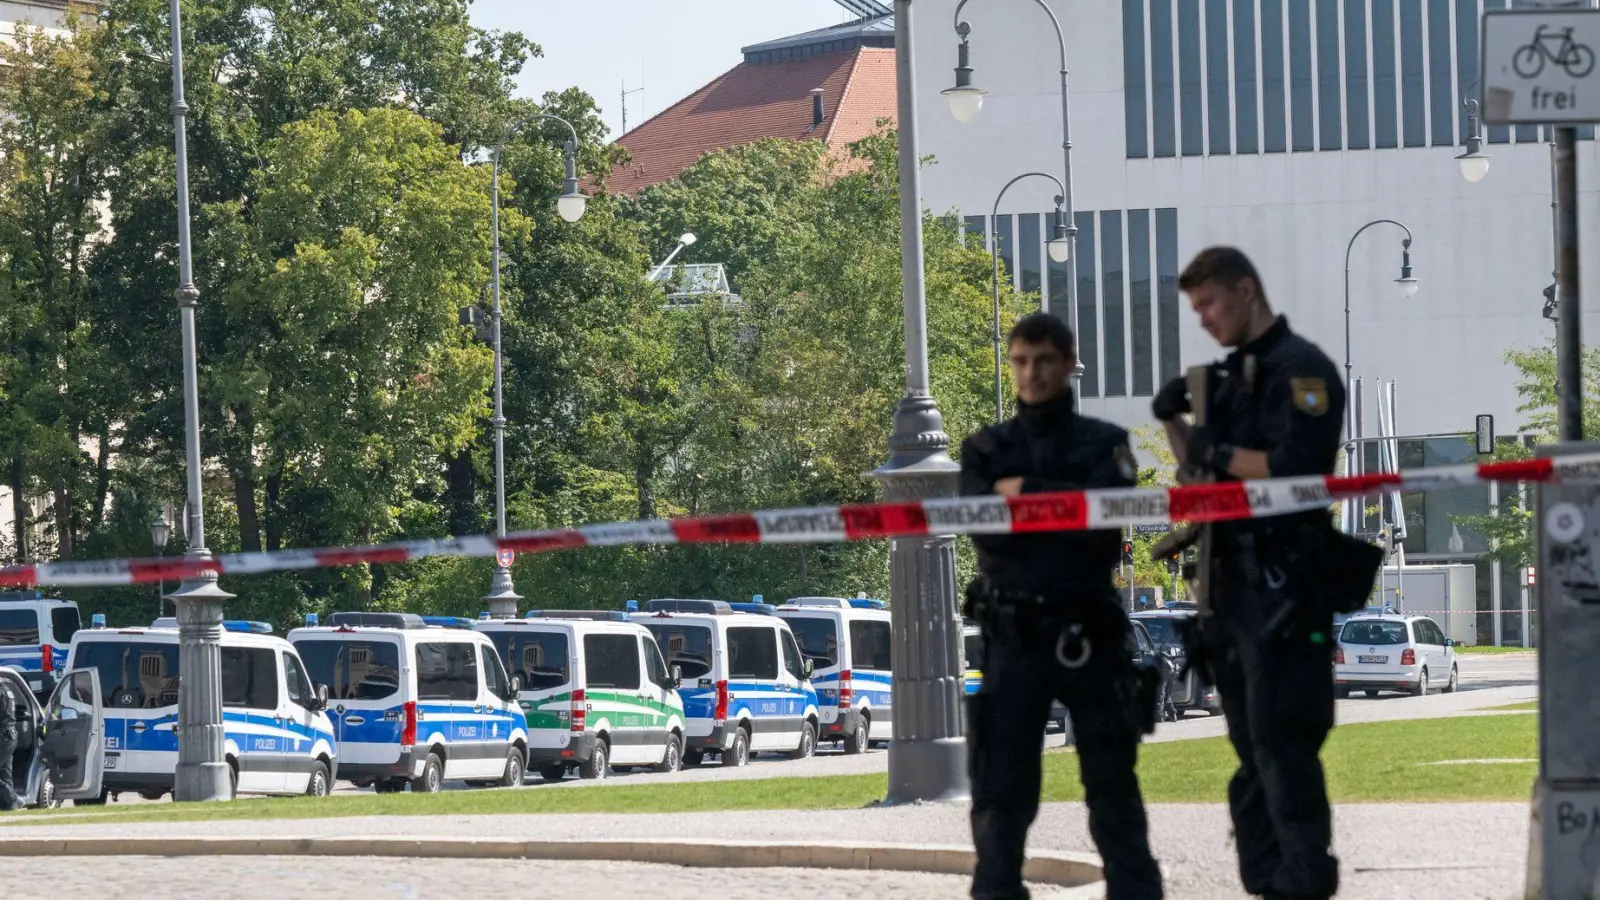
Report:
968,578,1115,671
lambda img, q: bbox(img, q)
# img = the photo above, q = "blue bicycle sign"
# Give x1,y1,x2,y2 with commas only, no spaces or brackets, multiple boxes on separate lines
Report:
1514,25,1596,79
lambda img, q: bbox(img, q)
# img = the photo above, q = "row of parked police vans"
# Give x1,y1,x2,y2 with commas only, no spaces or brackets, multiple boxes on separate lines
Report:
0,590,939,805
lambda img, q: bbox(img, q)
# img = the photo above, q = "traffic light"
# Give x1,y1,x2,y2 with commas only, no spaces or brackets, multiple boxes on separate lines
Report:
1120,541,1134,565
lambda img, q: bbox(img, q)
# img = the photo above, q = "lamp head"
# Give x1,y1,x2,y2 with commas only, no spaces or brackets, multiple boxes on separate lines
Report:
149,515,170,551
679,232,697,247
1457,97,1491,183
557,139,587,222
944,27,987,124
1395,238,1418,298
1047,200,1072,263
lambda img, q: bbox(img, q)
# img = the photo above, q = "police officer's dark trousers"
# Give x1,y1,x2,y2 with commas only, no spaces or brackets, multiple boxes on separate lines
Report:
968,610,1163,900
1203,572,1337,899
0,727,17,809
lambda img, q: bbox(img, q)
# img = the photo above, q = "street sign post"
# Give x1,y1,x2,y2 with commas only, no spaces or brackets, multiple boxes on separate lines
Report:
1482,10,1600,124
1134,523,1173,535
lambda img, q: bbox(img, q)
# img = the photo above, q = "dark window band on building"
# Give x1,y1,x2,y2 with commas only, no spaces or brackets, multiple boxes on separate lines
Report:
1155,208,1180,384
1019,213,1042,296
1261,0,1287,153
1316,0,1342,151
1233,0,1258,154
1179,0,1204,156
1373,0,1399,149
1125,0,1149,158
1151,0,1177,158
1128,209,1154,397
1345,0,1370,151
1288,0,1314,151
995,214,1015,290
1076,211,1100,397
1100,210,1127,398
1427,0,1454,147
1206,0,1231,154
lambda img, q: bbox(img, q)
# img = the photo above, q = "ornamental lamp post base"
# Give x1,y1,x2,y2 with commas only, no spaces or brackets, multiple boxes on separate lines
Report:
483,566,522,619
873,390,970,806
168,571,234,803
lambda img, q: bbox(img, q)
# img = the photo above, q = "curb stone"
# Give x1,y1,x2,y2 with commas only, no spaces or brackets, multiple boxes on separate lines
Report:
0,835,1104,892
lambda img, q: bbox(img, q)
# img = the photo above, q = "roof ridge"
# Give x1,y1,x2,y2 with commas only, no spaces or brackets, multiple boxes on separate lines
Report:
822,47,865,145
614,59,745,146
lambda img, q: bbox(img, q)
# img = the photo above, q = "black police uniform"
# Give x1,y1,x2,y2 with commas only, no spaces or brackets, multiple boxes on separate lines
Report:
1180,315,1346,900
0,678,20,810
959,391,1163,900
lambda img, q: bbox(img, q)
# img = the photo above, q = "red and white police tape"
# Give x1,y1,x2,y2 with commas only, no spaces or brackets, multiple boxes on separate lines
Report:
2,452,1595,589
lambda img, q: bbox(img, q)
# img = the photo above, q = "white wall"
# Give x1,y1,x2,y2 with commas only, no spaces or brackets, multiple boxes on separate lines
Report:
911,0,1600,440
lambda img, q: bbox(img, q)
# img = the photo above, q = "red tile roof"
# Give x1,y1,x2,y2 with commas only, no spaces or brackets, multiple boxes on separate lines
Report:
605,47,898,196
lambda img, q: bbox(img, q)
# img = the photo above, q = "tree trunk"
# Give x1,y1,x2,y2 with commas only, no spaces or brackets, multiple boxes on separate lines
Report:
230,405,262,553
91,422,111,528
444,448,477,536
635,453,656,522
55,480,72,559
264,466,284,552
10,453,26,563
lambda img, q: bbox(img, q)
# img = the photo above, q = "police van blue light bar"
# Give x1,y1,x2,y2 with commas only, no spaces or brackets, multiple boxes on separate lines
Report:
304,613,319,627
91,613,106,629
421,616,474,629
625,600,639,613
478,611,491,620
730,602,777,616
848,598,887,610
223,620,273,634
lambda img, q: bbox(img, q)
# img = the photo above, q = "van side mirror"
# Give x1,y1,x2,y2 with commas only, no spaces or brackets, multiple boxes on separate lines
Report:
508,673,523,697
669,664,683,690
313,684,329,712
803,658,815,678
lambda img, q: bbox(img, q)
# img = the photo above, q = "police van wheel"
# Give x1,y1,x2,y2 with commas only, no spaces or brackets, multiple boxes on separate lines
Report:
499,748,525,788
37,769,59,809
787,721,816,761
844,717,870,755
721,727,750,768
411,752,444,793
580,740,609,780
305,761,331,798
682,750,705,768
655,734,683,774
227,761,239,800
537,764,567,783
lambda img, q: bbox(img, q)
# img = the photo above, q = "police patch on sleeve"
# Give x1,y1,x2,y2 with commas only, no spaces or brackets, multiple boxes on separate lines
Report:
1290,377,1329,416
1114,444,1138,480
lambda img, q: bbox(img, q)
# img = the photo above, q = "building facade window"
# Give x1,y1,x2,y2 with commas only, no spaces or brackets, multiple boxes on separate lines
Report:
995,214,1014,290
1128,209,1154,397
963,215,985,247
1151,0,1177,158
1232,0,1258,154
1455,0,1478,143
1344,0,1369,150
1155,207,1181,384
1100,210,1127,397
1206,0,1231,154
1018,213,1042,295
1261,0,1286,152
1076,212,1100,397
1316,0,1342,150
1125,0,1149,157
1373,0,1399,149
1428,0,1454,147
1288,0,1315,151
1401,0,1427,147
1179,0,1205,156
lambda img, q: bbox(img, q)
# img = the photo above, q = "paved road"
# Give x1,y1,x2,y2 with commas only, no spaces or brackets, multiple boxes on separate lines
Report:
0,855,1042,899
1,801,1529,899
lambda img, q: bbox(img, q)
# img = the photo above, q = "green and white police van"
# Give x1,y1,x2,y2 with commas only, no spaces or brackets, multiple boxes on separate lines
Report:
475,611,686,782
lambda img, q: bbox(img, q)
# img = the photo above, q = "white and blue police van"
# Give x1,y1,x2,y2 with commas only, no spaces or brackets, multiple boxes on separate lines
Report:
66,615,336,801
637,599,819,767
0,592,82,697
288,612,526,793
476,610,686,782
775,596,892,754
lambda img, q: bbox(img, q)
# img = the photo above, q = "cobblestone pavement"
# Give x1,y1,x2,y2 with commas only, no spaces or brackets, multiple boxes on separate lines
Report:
2,801,1530,899
0,856,1045,899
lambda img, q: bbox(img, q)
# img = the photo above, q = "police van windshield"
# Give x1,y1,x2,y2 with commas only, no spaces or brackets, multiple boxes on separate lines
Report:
643,622,713,680
0,609,39,646
50,607,80,643
1340,620,1408,646
964,633,984,671
294,639,402,701
487,631,570,690
785,616,839,668
73,640,180,708
1137,617,1179,647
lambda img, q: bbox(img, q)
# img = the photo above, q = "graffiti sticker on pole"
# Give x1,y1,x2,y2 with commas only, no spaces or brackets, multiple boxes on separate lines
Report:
1482,10,1600,124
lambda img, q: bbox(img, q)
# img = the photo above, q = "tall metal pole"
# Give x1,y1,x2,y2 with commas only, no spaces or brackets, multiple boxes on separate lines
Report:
1341,219,1413,534
875,0,969,805
1554,126,1581,443
988,172,1066,422
167,0,234,804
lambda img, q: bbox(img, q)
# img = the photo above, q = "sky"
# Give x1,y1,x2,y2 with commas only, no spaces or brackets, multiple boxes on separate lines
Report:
469,1,856,141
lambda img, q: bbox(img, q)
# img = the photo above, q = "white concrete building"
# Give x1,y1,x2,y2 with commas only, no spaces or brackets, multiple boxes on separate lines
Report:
909,0,1582,644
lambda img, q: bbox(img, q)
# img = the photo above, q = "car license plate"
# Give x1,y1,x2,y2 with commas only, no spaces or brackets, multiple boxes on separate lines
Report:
103,756,118,769
1358,655,1386,664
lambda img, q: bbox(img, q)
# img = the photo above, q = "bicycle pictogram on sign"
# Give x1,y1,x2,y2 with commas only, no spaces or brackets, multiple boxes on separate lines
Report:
1514,25,1596,79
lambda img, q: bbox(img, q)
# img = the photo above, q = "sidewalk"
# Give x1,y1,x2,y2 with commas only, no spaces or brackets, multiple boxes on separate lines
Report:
0,800,1530,899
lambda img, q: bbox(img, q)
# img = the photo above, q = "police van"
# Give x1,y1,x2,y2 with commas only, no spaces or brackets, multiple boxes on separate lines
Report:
67,616,336,800
775,597,892,754
0,592,82,696
288,612,525,793
638,600,820,767
0,663,107,808
476,611,686,782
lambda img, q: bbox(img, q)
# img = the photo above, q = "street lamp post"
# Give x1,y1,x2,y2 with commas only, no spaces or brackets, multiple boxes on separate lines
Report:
944,0,1085,389
987,172,1071,421
647,233,697,282
872,0,968,806
1342,220,1418,534
167,0,234,803
1456,98,1491,183
477,114,588,619
150,513,171,618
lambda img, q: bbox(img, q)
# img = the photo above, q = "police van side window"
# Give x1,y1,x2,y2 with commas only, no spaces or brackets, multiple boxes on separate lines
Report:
643,637,668,686
489,632,570,690
283,653,315,709
295,640,401,701
848,620,893,672
779,629,806,681
584,634,640,690
643,623,713,680
0,609,39,645
416,642,479,702
786,616,839,668
483,647,508,696
727,627,778,680
221,646,279,709
76,641,180,708
50,607,80,643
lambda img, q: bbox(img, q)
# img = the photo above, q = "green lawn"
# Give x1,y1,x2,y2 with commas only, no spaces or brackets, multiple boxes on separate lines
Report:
14,715,1533,827
1456,645,1537,655
1481,701,1538,712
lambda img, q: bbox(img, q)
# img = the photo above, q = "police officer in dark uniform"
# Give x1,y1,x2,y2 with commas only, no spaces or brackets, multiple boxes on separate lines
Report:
0,676,21,810
1153,247,1348,900
961,312,1164,900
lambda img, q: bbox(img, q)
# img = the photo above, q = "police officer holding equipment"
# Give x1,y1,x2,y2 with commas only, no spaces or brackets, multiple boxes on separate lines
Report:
0,676,21,810
1152,247,1380,900
961,312,1164,900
